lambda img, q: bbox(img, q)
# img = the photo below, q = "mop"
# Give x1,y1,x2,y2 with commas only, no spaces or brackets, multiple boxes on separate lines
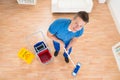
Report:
64,48,81,76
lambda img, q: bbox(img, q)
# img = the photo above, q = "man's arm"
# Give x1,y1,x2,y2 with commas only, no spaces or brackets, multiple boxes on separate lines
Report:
47,31,65,47
66,38,78,51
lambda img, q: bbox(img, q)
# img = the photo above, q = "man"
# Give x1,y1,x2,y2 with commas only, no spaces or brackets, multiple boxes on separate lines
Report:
47,11,89,63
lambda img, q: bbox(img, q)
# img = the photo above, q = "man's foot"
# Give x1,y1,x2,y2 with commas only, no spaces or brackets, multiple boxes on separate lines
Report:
65,57,69,63
54,51,59,57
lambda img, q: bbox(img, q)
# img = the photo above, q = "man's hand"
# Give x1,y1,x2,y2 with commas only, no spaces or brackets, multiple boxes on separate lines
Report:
66,37,78,51
66,47,69,51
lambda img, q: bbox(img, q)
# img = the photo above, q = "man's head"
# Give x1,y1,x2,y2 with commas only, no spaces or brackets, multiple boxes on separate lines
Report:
69,11,89,32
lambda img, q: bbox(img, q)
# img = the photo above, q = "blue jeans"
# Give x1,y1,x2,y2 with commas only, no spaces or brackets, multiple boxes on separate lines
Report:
53,41,72,58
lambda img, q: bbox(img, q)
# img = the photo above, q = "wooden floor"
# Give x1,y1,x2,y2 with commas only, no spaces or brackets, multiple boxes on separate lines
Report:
0,0,120,80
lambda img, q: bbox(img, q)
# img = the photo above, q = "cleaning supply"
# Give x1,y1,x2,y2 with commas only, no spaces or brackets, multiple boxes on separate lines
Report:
64,48,81,76
18,48,35,64
34,41,52,64
26,30,53,64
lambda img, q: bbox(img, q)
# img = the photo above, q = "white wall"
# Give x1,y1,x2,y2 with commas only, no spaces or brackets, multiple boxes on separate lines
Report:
107,0,120,34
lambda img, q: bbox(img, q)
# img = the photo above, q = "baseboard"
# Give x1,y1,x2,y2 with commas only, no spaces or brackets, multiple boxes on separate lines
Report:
107,1,120,34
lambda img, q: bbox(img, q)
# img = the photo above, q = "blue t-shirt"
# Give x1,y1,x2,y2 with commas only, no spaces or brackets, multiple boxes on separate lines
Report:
48,18,84,45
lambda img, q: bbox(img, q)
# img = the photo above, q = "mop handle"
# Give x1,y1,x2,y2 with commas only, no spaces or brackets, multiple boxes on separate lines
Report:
64,48,76,67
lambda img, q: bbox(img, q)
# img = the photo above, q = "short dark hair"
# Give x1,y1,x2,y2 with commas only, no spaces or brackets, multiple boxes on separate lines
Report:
74,11,89,23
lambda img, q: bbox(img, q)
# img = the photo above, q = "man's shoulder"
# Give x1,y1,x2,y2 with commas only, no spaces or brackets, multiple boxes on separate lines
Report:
55,18,71,23
77,28,84,34
75,28,84,37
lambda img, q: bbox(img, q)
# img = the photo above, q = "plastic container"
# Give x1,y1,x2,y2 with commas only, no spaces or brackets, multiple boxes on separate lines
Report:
26,31,53,64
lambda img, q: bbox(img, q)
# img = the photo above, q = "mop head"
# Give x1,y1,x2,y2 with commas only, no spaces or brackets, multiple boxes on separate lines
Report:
72,63,81,76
